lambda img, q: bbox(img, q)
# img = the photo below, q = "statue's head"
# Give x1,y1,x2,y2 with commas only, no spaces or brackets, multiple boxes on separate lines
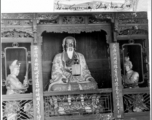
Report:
9,60,20,76
124,57,133,72
62,36,76,59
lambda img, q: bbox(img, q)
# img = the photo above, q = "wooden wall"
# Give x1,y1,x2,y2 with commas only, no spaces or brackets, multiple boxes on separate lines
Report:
41,31,112,91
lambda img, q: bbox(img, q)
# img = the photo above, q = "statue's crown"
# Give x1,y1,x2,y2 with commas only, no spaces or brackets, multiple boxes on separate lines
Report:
9,60,20,70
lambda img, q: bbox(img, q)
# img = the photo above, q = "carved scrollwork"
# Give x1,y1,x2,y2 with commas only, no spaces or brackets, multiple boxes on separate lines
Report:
1,20,32,26
36,14,59,20
123,93,150,113
62,16,85,24
23,102,34,119
118,26,148,35
119,29,147,35
117,12,147,19
1,28,33,38
38,20,58,25
2,100,34,120
44,92,112,116
38,25,110,34
93,14,113,20
88,16,111,24
2,13,34,19
118,19,148,24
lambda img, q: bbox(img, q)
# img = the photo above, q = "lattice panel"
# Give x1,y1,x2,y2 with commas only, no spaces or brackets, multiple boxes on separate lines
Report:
123,93,150,113
1,20,32,26
88,16,111,24
44,93,112,117
118,28,148,35
2,100,34,120
118,19,148,24
62,16,85,24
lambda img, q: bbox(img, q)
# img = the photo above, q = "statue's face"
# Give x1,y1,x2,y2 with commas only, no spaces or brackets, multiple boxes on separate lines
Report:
65,39,74,50
125,65,131,72
12,67,20,76
65,39,75,59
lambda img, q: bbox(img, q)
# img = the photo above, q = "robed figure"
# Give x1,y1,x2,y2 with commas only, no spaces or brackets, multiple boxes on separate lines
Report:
48,36,98,91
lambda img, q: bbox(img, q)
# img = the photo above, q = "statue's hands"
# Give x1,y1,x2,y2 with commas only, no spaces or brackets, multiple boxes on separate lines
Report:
62,78,68,83
87,77,95,82
23,76,29,88
50,79,54,84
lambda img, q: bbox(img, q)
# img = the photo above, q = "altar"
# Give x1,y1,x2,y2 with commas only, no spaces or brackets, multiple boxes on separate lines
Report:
1,12,150,120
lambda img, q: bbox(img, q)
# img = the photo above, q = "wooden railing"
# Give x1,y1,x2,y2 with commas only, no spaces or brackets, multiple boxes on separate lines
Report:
122,87,150,119
43,89,113,120
2,87,150,120
2,93,34,120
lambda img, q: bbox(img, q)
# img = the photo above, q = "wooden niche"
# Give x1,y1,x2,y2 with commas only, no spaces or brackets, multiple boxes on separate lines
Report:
41,30,111,91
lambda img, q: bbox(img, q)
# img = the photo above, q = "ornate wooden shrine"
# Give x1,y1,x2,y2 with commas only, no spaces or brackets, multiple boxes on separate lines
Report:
1,12,150,120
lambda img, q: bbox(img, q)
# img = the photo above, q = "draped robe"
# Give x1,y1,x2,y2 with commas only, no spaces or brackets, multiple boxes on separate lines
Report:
48,52,97,91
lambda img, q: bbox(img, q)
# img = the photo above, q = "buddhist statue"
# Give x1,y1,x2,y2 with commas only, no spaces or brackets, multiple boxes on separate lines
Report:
6,60,29,95
48,36,98,91
5,60,29,120
122,57,139,88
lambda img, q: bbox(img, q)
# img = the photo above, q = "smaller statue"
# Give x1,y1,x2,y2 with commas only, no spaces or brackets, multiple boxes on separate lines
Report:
122,57,139,88
5,60,29,120
122,57,148,112
6,60,29,95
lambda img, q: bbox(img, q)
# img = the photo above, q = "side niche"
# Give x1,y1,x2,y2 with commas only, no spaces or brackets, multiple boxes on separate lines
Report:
122,44,148,87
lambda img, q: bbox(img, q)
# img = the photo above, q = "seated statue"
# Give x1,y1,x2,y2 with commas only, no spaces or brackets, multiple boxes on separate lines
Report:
48,36,98,91
122,57,139,88
6,60,28,95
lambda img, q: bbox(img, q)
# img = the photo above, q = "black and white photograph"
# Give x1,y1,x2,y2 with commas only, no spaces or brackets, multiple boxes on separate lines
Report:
1,0,151,120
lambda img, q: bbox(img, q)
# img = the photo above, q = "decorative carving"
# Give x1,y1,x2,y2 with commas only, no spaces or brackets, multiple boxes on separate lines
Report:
117,12,147,19
1,28,33,38
1,29,33,38
95,113,113,120
3,100,34,120
37,25,110,34
38,20,58,25
118,26,148,35
2,13,34,19
36,14,59,20
1,20,32,26
23,102,34,119
12,42,19,47
118,19,148,24
44,93,112,116
62,16,85,24
31,45,43,120
88,16,111,24
123,93,150,113
93,14,113,20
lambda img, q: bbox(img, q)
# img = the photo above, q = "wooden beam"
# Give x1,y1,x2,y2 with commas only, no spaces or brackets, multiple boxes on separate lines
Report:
31,45,44,120
1,38,33,43
109,43,124,119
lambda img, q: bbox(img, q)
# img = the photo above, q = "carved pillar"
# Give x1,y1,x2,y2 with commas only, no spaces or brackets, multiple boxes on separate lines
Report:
110,43,124,120
113,13,118,42
31,19,44,120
